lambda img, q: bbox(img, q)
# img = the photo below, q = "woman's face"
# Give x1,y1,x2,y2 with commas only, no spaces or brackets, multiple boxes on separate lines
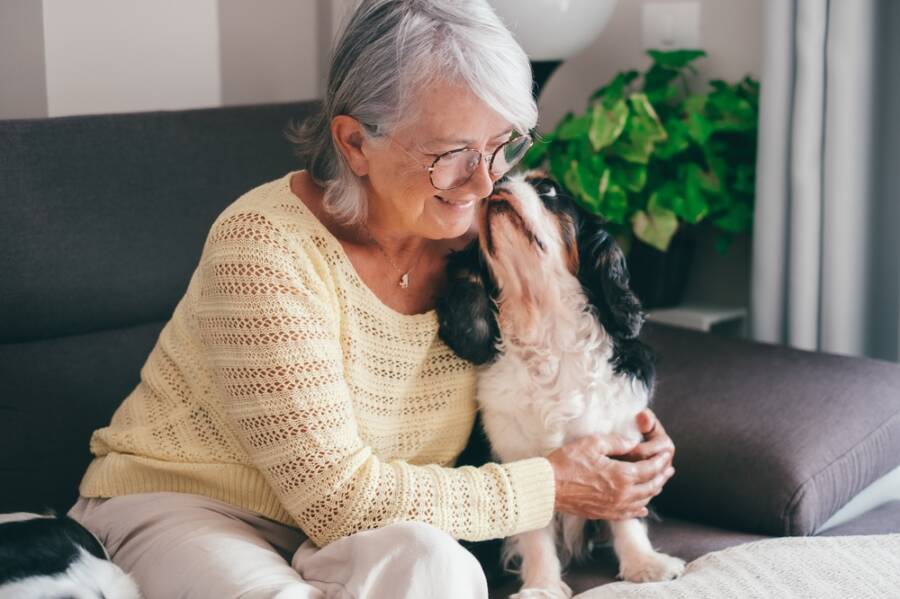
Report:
362,80,516,240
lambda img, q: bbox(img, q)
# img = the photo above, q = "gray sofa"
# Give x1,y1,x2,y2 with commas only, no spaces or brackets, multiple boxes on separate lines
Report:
2,101,899,597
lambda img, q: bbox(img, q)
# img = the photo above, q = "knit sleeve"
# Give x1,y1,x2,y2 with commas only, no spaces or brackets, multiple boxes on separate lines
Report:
194,210,555,547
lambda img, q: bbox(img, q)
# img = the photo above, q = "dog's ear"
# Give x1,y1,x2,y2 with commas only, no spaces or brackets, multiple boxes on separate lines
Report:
437,239,500,365
576,214,645,340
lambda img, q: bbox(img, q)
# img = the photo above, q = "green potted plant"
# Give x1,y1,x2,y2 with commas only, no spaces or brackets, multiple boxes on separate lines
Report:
522,49,759,308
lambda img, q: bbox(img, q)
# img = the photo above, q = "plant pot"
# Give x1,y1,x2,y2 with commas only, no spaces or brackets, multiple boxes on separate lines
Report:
626,226,696,310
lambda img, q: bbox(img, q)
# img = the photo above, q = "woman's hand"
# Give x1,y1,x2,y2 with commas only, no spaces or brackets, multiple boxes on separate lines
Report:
620,409,676,465
545,412,675,521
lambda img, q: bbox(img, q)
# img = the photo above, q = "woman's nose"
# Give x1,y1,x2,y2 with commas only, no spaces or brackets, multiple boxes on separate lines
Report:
462,158,496,199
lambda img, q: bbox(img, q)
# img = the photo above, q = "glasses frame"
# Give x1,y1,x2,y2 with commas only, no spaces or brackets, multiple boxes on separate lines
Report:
423,133,534,191
363,121,534,191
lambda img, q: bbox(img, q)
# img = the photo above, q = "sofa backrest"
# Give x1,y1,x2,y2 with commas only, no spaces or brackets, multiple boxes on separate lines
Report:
0,101,320,514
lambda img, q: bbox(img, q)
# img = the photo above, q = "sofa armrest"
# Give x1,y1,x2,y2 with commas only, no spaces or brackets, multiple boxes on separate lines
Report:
643,323,900,536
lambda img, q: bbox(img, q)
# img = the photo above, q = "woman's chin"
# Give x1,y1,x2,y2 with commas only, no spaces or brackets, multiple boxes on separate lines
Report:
430,195,477,233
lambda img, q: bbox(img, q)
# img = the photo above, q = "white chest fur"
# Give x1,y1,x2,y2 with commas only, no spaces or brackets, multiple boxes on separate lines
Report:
476,308,649,464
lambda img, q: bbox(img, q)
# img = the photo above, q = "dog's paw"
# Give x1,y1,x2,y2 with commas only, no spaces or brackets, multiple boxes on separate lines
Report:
510,581,572,599
618,551,685,583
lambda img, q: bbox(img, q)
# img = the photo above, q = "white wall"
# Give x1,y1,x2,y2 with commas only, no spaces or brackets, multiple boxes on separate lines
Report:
0,0,48,119
42,0,222,117
1,0,323,120
218,0,320,107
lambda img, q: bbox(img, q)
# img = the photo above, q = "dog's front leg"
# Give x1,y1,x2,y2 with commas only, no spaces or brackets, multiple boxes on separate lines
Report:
509,523,572,599
608,519,685,582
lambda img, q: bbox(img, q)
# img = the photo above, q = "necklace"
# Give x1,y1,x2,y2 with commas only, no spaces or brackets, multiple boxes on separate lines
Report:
360,223,427,289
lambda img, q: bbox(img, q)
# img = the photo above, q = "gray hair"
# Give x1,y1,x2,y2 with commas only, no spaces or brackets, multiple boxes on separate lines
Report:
286,0,537,225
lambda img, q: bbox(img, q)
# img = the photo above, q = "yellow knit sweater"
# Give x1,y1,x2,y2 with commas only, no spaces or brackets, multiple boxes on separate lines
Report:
79,171,555,547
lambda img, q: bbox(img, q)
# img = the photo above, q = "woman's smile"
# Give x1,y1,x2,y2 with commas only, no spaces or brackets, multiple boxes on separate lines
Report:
434,195,477,211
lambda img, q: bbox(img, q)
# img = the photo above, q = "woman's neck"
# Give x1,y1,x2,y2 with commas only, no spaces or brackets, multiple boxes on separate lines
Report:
290,170,480,315
360,215,431,266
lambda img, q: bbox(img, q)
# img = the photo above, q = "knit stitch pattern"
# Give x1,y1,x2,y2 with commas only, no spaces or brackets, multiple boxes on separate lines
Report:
79,172,555,547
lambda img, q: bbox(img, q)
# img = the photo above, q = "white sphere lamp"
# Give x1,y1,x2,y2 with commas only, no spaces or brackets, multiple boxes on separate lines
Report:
489,0,619,96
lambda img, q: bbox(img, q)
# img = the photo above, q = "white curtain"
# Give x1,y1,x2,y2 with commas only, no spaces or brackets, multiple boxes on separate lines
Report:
752,0,900,362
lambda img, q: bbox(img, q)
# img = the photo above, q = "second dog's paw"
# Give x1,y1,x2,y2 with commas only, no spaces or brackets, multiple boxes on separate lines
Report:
618,551,685,583
510,581,572,599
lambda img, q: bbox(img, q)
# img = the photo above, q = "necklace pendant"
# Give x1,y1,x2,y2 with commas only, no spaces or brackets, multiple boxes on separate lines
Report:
399,273,409,289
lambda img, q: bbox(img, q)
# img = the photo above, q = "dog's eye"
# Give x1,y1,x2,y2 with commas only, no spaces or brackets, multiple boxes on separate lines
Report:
536,181,557,197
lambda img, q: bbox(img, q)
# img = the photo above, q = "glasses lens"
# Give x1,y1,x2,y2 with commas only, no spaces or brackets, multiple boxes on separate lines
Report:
431,149,481,190
490,135,532,178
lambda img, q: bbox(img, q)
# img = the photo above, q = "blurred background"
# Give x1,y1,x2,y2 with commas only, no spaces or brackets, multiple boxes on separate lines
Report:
1,0,898,362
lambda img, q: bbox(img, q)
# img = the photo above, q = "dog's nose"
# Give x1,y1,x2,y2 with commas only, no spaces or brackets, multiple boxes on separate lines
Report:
488,179,511,202
489,176,510,197
487,190,509,203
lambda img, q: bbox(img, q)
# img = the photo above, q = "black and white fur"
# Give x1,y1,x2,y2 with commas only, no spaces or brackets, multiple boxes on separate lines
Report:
437,171,684,598
0,511,141,599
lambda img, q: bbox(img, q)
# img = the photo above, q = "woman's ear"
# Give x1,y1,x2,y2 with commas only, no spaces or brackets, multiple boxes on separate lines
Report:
437,240,500,365
331,115,370,177
577,215,645,340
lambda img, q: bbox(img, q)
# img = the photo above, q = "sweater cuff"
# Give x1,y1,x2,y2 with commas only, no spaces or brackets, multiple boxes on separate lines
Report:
503,457,556,534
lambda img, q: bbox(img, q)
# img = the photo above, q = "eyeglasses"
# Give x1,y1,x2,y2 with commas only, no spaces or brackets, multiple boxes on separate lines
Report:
367,125,533,191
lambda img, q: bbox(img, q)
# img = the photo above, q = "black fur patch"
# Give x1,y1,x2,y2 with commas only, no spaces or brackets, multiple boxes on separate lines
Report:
0,515,108,584
437,239,500,365
576,216,656,390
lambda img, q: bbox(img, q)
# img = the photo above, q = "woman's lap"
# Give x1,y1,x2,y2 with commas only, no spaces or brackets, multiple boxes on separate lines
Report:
67,492,488,599
68,492,316,599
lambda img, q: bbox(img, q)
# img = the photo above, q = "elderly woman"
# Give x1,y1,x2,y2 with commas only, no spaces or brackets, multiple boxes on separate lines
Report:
67,0,675,597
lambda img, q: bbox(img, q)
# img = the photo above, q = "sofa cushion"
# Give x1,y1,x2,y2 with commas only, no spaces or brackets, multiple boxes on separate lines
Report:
643,323,900,536
0,320,166,515
0,101,317,343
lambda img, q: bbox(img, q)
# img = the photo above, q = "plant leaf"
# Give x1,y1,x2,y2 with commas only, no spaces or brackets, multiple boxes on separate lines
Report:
655,117,692,159
632,195,679,251
589,99,629,152
645,82,680,105
522,135,551,168
647,49,707,69
681,164,710,223
643,64,680,95
606,93,668,164
591,70,640,106
608,131,655,164
687,111,715,146
601,183,629,224
563,160,582,200
549,150,569,184
613,161,648,193
629,93,668,143
713,201,752,233
576,161,603,209
734,163,755,194
558,113,592,140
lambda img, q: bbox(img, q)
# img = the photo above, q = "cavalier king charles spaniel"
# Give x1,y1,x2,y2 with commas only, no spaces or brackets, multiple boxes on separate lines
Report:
437,171,685,598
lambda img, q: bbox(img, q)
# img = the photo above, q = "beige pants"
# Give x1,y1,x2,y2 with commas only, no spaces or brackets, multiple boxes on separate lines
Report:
67,492,489,599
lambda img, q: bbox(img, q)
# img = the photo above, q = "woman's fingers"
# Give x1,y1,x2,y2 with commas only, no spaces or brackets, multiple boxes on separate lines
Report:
619,452,671,484
635,409,657,434
592,433,639,457
627,436,675,462
622,412,675,461
623,467,675,503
